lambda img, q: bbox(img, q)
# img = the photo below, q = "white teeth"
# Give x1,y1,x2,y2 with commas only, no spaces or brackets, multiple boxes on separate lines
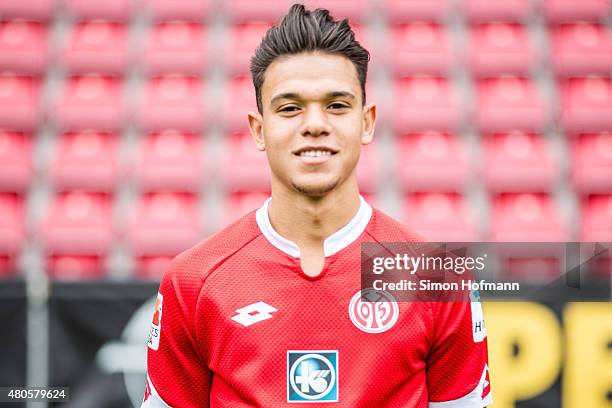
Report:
299,150,332,157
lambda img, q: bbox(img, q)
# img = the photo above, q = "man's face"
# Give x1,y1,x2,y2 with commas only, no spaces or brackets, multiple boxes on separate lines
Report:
248,52,376,197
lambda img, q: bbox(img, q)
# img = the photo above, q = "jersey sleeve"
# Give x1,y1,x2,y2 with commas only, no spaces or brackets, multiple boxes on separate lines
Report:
141,260,212,408
426,294,492,408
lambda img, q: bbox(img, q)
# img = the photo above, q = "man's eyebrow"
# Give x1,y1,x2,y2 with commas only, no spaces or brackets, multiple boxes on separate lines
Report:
270,92,301,106
269,91,357,106
326,91,356,100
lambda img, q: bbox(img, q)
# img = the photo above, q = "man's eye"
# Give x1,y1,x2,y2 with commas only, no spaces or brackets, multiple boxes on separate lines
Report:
329,103,349,110
279,106,299,113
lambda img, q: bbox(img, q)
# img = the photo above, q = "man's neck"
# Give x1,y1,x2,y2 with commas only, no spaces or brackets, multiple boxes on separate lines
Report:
267,181,361,253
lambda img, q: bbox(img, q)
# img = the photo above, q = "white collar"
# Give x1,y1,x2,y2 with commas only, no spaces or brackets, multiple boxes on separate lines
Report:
255,196,373,258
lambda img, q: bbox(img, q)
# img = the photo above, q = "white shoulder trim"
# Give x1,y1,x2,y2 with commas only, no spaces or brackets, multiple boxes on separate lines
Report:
428,365,492,408
141,374,171,408
255,197,300,258
324,196,372,256
255,196,373,258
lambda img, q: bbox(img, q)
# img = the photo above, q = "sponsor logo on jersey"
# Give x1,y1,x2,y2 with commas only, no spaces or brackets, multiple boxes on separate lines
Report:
231,301,277,327
287,351,338,403
470,289,487,342
348,288,399,334
147,293,163,351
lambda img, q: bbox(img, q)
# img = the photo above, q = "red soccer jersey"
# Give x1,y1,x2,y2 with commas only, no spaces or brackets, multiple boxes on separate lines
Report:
142,197,492,407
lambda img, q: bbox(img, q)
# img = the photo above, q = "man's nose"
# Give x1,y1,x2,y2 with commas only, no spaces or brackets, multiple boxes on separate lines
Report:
299,106,332,137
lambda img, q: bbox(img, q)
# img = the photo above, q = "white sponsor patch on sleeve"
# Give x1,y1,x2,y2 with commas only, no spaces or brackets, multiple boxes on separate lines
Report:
470,290,487,343
147,293,163,351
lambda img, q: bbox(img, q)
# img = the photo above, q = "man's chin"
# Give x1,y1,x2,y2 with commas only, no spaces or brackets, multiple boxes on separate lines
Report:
291,179,339,197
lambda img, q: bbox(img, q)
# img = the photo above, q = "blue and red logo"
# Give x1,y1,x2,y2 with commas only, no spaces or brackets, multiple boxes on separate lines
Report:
287,351,338,403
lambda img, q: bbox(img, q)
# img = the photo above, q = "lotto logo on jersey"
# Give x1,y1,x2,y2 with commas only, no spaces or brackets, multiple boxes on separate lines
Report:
147,293,163,351
287,351,338,403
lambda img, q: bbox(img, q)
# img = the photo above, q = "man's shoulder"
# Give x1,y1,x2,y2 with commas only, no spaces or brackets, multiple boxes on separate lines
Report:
165,211,262,283
367,207,424,243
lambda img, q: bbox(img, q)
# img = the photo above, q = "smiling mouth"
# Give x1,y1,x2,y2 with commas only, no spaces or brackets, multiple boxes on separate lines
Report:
293,147,339,158
297,150,334,157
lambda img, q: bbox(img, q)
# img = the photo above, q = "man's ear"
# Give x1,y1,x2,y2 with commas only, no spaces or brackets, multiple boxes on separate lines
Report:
361,103,376,145
247,111,266,151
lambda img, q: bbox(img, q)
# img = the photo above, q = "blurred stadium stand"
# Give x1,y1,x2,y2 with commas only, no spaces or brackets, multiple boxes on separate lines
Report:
0,0,610,283
0,130,33,191
50,130,121,191
61,21,130,74
133,130,205,192
0,20,49,75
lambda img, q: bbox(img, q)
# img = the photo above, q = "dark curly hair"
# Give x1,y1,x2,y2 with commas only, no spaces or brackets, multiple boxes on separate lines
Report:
250,3,370,114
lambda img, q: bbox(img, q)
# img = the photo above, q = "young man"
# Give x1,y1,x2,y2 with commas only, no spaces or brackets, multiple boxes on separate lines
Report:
142,4,492,407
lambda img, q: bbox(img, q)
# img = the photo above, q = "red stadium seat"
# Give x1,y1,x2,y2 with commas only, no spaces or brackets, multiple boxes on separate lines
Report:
305,0,371,22
383,0,450,23
135,255,173,279
0,193,25,255
572,132,612,193
227,23,272,75
490,193,569,241
221,76,256,132
403,192,479,241
581,194,612,241
397,132,470,192
462,0,532,22
483,132,557,192
40,192,114,254
389,23,454,76
137,75,206,132
490,193,570,281
580,195,612,278
61,21,129,74
0,20,48,75
141,22,207,75
393,76,460,132
221,192,269,228
50,131,120,192
145,0,214,22
560,76,612,133
469,23,536,76
541,0,611,23
0,0,56,21
47,255,106,279
134,130,204,192
126,192,203,256
224,0,291,23
0,74,39,131
0,254,17,277
220,133,270,192
551,23,612,77
0,131,32,192
64,0,133,21
475,76,547,132
0,193,24,277
54,75,124,131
